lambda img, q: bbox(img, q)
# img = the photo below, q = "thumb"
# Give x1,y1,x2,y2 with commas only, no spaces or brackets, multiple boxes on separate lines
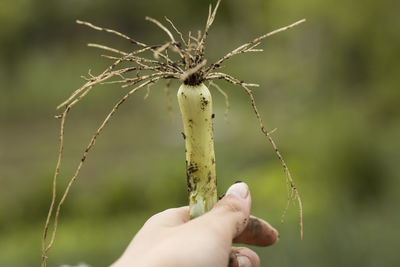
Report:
197,182,252,242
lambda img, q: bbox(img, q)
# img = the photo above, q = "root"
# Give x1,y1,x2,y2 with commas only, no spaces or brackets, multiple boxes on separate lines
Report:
144,83,153,99
209,81,230,123
209,73,303,240
204,18,306,76
42,20,187,265
41,107,68,266
41,78,161,267
197,0,222,60
165,16,187,47
164,79,173,123
76,19,147,47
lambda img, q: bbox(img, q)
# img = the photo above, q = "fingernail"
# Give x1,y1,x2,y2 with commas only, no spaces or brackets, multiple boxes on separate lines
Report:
237,255,251,267
226,182,249,199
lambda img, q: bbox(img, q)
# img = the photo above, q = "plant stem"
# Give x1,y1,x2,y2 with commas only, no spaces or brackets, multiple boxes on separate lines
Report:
177,83,217,218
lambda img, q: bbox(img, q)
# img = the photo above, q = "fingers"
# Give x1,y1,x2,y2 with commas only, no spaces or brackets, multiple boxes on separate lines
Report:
144,206,190,227
229,247,260,267
233,216,279,246
144,182,278,248
197,182,252,242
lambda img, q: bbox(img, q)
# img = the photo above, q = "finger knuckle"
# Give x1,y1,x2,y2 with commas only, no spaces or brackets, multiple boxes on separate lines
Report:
145,208,172,224
220,196,243,214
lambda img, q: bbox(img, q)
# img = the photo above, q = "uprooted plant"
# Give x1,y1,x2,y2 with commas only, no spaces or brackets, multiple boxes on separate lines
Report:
41,0,305,265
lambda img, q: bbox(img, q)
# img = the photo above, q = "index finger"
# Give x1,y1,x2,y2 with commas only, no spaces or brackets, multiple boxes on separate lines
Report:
233,215,279,246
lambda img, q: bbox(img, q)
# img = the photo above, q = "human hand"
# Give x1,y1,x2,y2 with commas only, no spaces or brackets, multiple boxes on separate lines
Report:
111,182,279,267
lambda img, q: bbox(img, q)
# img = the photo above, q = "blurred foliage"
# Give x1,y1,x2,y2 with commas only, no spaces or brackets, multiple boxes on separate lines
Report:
1,0,399,266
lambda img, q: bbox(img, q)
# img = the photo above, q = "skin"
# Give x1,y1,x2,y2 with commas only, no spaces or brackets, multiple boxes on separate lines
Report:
111,182,279,267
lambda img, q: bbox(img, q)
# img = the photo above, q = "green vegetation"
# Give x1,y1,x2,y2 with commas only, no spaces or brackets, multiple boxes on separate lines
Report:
1,0,399,266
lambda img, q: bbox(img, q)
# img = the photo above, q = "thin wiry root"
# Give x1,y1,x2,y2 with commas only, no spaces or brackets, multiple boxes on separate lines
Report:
206,72,260,87
209,81,230,123
144,83,153,99
41,79,161,267
41,107,68,267
43,25,181,263
244,86,304,239
77,19,181,68
197,0,222,59
214,74,304,240
204,18,306,76
57,53,132,109
146,16,177,43
153,42,170,59
88,43,128,56
164,79,173,123
76,19,147,47
165,16,187,46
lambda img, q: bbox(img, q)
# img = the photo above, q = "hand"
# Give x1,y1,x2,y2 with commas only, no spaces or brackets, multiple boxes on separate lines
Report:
111,182,279,267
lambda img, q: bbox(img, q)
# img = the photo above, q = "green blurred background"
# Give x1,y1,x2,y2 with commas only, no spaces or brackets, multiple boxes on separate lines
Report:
1,0,399,266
